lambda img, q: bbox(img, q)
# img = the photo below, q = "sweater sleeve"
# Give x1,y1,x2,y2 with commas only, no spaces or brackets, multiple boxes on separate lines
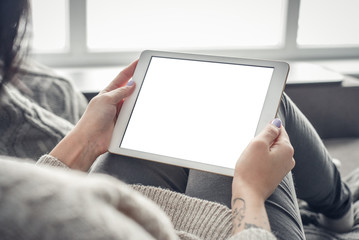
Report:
229,228,277,240
36,154,70,169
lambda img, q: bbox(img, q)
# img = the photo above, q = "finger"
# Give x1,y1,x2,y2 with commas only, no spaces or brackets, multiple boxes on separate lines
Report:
271,126,295,169
255,123,281,147
102,60,138,93
105,83,136,105
273,125,291,146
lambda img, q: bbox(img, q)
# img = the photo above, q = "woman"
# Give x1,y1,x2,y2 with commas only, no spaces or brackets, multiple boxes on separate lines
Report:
0,0,353,239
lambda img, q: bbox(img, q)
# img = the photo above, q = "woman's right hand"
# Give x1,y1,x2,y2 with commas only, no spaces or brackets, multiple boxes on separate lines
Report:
49,61,138,171
232,119,295,201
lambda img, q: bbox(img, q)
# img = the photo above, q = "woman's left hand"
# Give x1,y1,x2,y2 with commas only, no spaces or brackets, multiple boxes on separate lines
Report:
50,61,137,171
231,120,295,235
232,121,295,201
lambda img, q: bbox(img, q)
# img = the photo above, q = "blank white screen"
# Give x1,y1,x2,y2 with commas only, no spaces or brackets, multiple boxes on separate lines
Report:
121,57,274,170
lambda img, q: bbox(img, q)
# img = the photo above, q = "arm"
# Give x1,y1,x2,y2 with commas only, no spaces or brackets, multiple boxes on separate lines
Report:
49,60,138,171
231,119,295,235
231,195,269,233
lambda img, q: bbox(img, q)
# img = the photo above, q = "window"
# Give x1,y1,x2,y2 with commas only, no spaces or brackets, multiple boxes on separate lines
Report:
87,0,286,51
30,0,359,67
30,0,68,52
297,0,359,47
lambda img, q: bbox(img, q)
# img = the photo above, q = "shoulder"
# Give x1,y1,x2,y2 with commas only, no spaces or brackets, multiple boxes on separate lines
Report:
15,58,88,123
0,158,178,240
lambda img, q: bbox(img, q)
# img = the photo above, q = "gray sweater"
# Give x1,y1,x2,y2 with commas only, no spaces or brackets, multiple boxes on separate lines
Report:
0,59,87,160
0,155,277,240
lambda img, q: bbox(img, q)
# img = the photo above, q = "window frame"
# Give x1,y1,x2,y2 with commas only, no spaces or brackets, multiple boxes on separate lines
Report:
31,0,359,68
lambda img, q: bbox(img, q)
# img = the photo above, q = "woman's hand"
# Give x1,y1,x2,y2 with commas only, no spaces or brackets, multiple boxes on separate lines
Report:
231,119,295,235
233,119,295,201
76,60,138,156
50,61,138,171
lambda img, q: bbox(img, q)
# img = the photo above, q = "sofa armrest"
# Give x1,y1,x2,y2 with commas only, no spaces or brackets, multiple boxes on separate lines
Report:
285,76,359,139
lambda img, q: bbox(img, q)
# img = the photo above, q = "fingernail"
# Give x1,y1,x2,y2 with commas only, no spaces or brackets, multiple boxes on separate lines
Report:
271,118,282,128
126,80,134,86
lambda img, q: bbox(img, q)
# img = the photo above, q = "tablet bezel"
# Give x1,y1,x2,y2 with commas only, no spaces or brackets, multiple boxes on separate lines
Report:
109,50,289,176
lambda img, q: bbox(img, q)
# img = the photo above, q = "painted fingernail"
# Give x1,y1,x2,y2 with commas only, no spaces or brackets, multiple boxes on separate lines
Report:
271,118,282,128
126,80,134,86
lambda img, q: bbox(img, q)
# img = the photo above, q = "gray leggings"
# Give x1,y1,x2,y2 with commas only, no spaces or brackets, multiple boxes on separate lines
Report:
91,93,351,240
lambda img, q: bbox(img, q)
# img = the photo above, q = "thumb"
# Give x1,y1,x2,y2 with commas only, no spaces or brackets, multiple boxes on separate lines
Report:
255,119,281,146
106,83,136,105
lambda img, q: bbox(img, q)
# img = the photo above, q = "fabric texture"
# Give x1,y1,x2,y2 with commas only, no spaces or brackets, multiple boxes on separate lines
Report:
0,59,87,160
34,155,276,240
1,157,178,240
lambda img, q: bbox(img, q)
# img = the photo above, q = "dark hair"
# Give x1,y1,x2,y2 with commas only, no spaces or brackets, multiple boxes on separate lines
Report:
0,0,29,90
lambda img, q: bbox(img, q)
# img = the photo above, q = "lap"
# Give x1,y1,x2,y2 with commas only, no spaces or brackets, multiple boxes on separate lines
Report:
92,153,304,239
186,170,304,240
91,152,189,193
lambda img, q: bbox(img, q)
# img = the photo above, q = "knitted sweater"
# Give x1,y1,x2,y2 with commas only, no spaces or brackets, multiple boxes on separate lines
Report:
12,154,276,240
0,59,87,160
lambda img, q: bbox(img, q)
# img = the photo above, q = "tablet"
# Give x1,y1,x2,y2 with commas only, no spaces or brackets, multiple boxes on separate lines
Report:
109,50,289,176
